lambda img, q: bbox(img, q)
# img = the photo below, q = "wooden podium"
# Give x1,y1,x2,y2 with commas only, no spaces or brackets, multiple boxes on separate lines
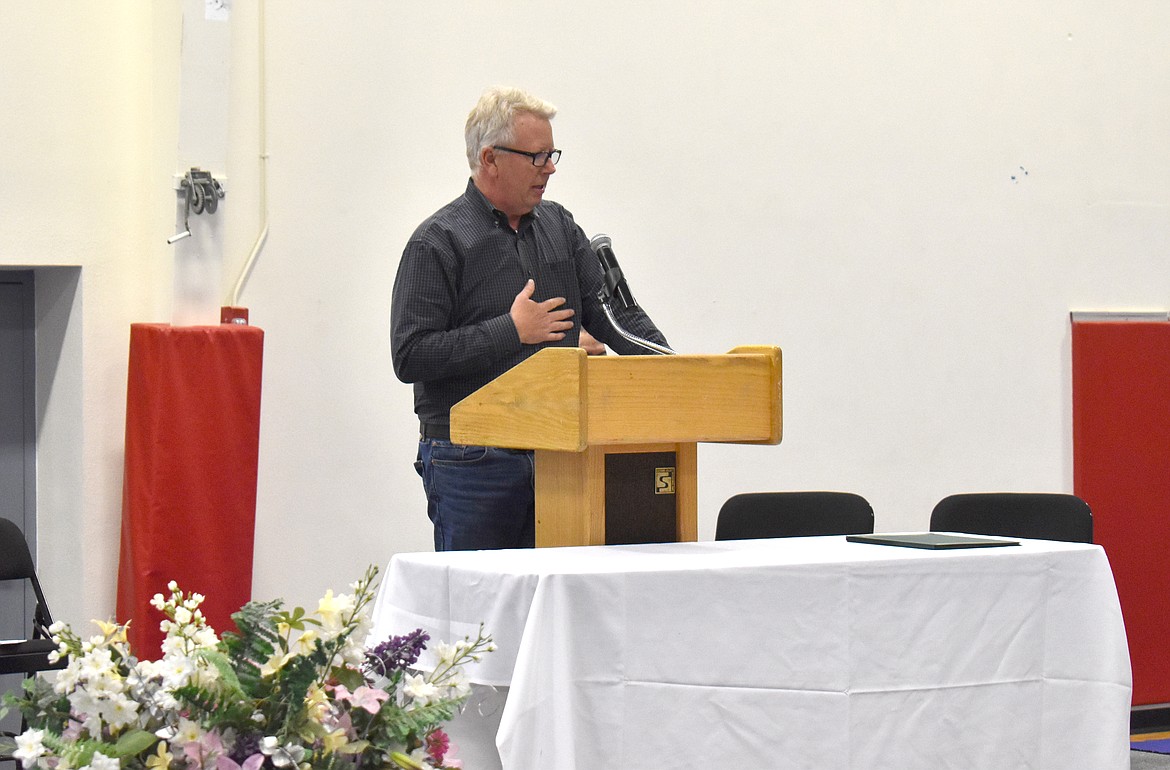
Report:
450,345,782,547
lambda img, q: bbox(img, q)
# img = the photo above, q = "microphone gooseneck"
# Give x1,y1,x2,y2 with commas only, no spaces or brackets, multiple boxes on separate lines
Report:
589,233,675,356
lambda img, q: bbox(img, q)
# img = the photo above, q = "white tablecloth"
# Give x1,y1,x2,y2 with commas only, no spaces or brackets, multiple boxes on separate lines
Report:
370,536,1131,770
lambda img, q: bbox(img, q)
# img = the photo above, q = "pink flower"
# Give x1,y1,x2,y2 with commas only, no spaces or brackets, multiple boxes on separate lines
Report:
334,684,391,714
440,743,463,769
425,729,451,765
184,730,225,770
217,755,264,770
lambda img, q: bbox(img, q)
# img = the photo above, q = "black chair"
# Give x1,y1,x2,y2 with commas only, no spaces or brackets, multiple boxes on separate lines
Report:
0,517,66,679
2,519,66,765
929,493,1093,544
715,491,875,540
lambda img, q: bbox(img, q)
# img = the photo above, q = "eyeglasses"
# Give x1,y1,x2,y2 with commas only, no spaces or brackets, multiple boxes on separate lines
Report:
492,146,562,167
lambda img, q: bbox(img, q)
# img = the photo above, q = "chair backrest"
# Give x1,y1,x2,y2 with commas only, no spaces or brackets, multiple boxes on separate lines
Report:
929,493,1093,544
715,491,875,541
0,517,37,581
0,517,56,632
0,518,66,751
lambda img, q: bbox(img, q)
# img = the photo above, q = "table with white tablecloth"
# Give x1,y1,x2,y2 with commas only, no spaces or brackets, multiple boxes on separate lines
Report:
369,536,1131,770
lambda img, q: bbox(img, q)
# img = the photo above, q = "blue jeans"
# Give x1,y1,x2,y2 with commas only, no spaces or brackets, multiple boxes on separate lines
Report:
414,439,535,551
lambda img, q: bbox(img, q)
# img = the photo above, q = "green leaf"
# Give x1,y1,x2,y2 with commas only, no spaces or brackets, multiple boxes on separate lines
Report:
220,598,284,694
113,729,158,757
43,732,111,768
331,665,365,691
197,649,246,694
172,682,256,730
388,752,426,770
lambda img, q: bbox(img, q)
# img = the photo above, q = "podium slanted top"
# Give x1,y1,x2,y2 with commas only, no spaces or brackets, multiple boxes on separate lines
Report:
450,345,781,451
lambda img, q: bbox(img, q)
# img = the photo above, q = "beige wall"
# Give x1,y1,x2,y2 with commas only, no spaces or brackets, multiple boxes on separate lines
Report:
3,1,1169,625
1,4,176,625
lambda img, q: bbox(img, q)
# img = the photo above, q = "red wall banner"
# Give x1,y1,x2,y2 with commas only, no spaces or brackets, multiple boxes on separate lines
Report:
1072,319,1170,706
116,323,264,657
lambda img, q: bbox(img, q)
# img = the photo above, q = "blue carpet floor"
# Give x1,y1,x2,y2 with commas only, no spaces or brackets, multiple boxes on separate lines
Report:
1131,731,1170,768
1134,738,1170,754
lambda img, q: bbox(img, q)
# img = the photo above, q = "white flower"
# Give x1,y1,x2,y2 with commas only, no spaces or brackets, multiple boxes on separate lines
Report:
80,648,116,679
408,748,439,769
100,693,140,729
442,670,471,700
156,653,197,688
260,737,306,768
402,673,439,708
316,590,356,636
54,662,81,694
337,613,372,667
174,717,203,745
69,683,101,720
158,635,189,659
14,728,46,768
291,628,319,656
89,752,120,770
433,642,457,665
260,650,293,678
152,689,181,712
191,626,218,648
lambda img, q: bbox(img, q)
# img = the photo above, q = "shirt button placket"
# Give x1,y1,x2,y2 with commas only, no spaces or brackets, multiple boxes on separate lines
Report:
517,232,535,281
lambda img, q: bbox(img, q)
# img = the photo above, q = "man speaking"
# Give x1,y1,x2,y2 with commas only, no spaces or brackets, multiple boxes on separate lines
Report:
391,86,669,551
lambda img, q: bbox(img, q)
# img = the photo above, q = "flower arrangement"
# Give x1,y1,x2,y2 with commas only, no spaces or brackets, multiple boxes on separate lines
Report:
1,566,491,770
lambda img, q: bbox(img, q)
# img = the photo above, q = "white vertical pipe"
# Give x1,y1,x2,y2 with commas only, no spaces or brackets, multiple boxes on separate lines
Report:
229,0,268,309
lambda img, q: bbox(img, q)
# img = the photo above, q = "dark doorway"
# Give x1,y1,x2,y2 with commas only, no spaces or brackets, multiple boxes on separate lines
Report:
1,269,36,731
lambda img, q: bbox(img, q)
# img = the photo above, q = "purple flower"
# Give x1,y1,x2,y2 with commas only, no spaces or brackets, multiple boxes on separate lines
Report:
366,629,429,678
228,733,263,765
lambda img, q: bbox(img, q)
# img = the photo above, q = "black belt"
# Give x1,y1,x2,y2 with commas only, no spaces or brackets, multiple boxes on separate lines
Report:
420,422,450,441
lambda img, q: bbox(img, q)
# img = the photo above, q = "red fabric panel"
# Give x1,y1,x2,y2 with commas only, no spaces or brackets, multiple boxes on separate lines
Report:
116,323,264,658
1072,320,1170,706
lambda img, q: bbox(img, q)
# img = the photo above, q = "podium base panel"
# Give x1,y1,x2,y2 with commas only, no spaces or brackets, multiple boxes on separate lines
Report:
605,451,677,544
535,443,697,547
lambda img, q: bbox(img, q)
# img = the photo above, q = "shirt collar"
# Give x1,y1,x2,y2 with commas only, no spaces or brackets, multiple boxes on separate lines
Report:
464,178,539,230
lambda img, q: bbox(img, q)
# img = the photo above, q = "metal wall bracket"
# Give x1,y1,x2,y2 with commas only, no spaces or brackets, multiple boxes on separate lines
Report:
168,167,226,244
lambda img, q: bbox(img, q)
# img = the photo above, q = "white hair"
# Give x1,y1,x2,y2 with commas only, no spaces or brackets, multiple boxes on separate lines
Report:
465,86,557,173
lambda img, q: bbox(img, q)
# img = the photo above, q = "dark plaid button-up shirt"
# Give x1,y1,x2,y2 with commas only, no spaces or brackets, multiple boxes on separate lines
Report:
391,179,668,426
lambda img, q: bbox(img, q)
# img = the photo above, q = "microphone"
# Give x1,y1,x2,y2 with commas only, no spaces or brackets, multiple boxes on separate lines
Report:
589,233,637,309
587,233,675,355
